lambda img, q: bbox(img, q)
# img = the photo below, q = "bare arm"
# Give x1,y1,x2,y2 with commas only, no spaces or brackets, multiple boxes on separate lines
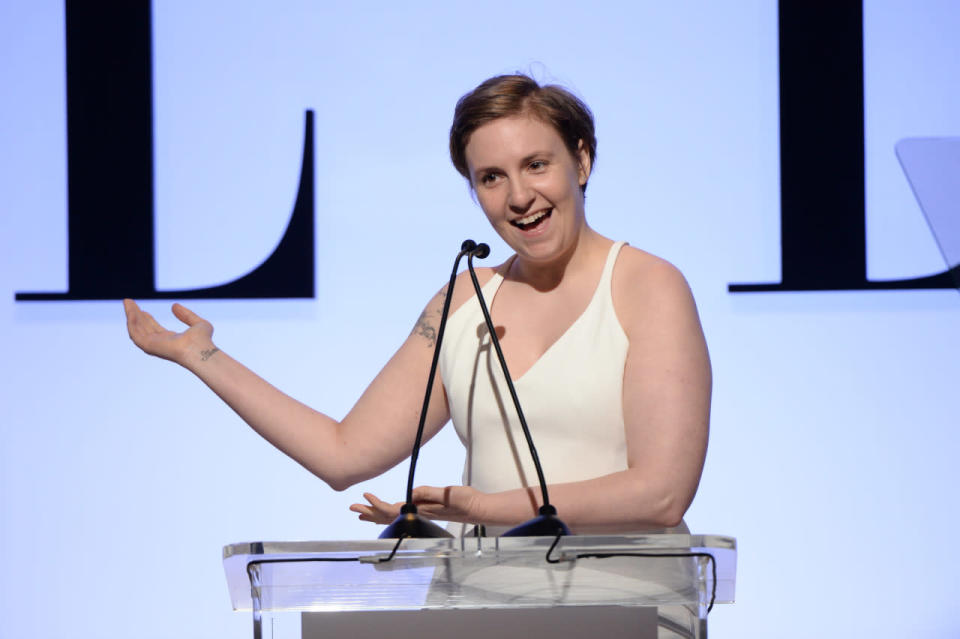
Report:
354,251,711,531
123,289,455,491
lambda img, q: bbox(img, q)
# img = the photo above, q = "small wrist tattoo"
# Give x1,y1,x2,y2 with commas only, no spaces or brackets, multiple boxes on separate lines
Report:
200,347,220,361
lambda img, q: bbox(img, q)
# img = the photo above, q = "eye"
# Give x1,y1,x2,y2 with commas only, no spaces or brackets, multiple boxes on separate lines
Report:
529,159,548,171
478,172,501,186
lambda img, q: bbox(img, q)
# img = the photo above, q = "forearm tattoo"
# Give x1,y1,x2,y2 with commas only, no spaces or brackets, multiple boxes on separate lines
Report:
200,347,220,361
411,287,447,348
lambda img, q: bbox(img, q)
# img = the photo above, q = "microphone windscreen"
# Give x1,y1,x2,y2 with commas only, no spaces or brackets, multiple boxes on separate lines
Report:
473,243,491,259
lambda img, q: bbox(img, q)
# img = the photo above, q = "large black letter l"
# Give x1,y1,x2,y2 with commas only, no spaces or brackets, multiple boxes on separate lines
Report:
16,0,314,301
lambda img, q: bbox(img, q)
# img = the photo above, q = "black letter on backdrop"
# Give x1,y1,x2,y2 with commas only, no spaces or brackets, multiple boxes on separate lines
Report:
16,0,314,301
729,0,955,292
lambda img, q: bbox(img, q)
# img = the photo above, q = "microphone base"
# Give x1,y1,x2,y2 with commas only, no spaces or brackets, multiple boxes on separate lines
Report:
379,512,454,539
501,511,571,537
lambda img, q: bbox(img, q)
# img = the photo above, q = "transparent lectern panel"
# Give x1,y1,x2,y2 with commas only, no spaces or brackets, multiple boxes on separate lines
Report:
223,535,736,613
895,137,960,290
226,536,735,639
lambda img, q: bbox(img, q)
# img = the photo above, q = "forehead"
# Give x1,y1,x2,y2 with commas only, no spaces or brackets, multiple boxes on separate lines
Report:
464,116,566,171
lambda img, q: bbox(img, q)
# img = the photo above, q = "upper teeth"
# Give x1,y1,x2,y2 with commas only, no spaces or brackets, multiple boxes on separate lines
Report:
517,209,549,226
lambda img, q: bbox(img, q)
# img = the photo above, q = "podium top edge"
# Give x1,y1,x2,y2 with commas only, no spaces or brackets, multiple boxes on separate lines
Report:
222,534,737,560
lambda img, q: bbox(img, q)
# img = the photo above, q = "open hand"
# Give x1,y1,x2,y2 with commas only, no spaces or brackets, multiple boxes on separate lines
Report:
349,492,404,524
123,299,215,365
350,485,486,525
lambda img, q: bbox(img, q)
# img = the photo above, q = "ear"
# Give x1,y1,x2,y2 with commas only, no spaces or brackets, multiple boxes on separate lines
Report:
576,140,592,187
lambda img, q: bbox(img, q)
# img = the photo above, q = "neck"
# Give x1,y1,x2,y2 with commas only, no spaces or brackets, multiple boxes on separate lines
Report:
508,226,605,292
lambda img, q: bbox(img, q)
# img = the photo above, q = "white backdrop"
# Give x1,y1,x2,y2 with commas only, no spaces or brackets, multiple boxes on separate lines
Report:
1,1,959,637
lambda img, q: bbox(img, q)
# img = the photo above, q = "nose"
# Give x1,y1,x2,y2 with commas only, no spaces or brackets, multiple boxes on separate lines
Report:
507,177,535,214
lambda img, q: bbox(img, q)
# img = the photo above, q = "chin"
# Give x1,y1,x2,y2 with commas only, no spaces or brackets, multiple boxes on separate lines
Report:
517,239,573,264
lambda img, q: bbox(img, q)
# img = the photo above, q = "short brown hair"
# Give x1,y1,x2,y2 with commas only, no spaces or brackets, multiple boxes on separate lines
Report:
449,74,597,192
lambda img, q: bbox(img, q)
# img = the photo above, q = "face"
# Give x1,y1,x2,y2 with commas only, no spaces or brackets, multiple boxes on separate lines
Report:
464,115,591,265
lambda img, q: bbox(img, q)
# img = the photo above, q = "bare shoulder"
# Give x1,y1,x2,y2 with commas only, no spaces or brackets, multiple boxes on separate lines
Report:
445,265,501,315
611,245,700,335
410,264,501,347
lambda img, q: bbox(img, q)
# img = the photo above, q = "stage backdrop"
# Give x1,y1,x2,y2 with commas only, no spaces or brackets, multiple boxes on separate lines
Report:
2,1,958,637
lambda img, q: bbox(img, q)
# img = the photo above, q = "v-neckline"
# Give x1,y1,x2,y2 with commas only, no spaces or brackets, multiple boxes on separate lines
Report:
484,242,619,383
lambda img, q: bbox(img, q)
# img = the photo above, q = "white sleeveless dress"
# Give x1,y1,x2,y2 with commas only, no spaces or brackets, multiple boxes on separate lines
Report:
439,241,687,536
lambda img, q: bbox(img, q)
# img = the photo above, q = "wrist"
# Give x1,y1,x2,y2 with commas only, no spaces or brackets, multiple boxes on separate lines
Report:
469,489,490,524
180,341,220,372
198,346,220,362
480,487,541,527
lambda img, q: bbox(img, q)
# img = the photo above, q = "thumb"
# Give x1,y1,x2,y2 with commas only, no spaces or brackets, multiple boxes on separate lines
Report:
171,303,205,327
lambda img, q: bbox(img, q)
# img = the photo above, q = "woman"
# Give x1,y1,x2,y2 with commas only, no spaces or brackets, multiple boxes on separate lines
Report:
124,74,710,535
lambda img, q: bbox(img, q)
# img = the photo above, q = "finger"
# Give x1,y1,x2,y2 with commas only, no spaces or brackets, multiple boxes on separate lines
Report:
363,492,391,508
352,506,389,524
124,299,140,335
124,298,147,330
412,485,443,504
125,303,162,341
415,505,449,522
349,504,383,523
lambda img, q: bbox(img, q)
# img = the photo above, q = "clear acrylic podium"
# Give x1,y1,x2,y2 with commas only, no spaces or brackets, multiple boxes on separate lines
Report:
223,534,736,639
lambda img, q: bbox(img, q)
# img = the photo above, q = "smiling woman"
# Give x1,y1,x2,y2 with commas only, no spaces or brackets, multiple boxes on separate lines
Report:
123,73,711,536
357,74,711,534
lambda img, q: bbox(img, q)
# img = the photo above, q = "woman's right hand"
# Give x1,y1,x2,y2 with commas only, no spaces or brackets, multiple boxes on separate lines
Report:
123,299,215,365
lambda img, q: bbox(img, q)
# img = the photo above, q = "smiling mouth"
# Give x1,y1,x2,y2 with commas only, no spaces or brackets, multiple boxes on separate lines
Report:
510,208,552,231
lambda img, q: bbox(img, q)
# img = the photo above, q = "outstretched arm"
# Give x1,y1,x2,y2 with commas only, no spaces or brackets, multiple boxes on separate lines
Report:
123,288,457,491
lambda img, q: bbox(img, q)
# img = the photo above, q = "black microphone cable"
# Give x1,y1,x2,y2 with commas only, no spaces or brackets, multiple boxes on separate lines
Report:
466,243,569,536
545,532,718,613
380,240,477,539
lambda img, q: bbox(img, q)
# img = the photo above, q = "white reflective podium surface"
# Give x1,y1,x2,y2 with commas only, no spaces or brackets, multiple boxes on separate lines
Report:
223,534,736,622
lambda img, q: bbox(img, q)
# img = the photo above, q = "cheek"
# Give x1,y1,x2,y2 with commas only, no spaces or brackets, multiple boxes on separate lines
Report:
475,192,503,222
554,172,585,203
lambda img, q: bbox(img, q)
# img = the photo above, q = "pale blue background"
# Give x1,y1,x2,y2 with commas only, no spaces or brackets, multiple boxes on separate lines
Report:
1,1,958,637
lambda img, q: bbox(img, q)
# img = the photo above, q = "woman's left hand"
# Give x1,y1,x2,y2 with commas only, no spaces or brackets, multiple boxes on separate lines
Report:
349,493,403,524
350,486,486,525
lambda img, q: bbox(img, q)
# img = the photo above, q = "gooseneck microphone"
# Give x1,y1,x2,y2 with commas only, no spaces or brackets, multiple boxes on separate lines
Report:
379,240,477,539
466,243,570,537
